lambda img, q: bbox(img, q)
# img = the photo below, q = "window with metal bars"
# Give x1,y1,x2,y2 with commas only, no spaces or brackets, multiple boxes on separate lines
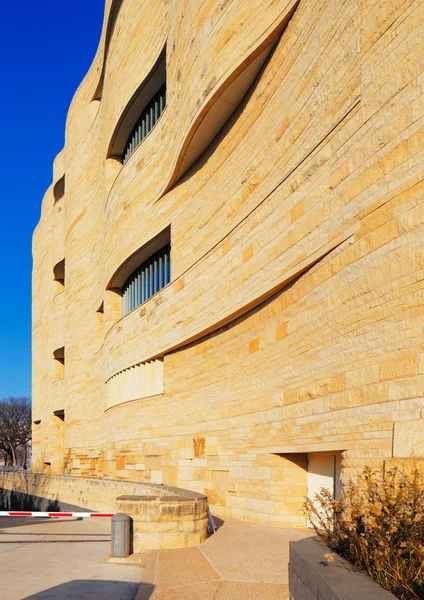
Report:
122,244,171,315
122,84,166,164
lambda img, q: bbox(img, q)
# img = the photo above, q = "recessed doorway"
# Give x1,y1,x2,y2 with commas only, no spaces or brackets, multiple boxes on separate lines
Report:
307,451,343,527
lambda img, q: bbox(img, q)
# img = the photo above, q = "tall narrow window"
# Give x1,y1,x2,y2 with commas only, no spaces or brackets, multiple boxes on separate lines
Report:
123,84,166,164
122,244,170,315
53,347,65,380
53,259,65,286
53,258,65,296
53,175,65,203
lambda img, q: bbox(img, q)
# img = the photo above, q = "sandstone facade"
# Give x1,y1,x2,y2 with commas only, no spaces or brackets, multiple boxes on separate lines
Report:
33,0,424,527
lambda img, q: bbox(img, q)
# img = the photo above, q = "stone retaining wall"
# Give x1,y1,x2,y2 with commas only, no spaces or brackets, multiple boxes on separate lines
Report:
0,472,208,552
117,493,208,551
289,537,397,600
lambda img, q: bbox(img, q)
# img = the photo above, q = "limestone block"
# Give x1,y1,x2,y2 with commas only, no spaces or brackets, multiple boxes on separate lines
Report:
380,356,417,381
393,420,424,457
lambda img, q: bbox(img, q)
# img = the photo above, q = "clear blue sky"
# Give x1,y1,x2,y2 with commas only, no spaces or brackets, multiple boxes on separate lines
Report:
0,1,105,398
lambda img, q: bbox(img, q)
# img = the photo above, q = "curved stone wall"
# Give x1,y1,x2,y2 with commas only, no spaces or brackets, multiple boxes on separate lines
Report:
0,472,208,551
33,0,424,527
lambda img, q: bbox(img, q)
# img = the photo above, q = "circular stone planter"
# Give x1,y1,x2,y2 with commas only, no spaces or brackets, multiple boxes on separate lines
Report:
116,484,208,552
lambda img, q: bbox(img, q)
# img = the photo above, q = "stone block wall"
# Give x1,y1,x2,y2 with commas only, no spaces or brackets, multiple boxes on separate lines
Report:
0,471,160,512
117,493,208,552
0,472,208,551
32,0,424,527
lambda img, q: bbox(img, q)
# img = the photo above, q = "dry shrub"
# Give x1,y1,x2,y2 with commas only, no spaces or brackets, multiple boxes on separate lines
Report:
305,467,424,600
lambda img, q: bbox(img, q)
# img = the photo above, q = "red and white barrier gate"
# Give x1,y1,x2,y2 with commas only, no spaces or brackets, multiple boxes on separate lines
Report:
0,511,115,518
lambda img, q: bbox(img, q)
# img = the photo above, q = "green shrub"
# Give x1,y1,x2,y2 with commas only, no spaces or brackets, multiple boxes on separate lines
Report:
305,467,424,600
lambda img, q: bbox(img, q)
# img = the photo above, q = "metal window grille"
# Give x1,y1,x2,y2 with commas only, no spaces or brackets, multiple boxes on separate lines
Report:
122,244,171,315
123,84,166,164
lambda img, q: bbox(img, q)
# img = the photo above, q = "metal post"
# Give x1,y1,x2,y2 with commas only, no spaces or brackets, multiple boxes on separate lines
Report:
111,513,131,557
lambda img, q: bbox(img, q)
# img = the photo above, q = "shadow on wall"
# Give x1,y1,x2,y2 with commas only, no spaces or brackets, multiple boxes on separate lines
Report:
22,579,153,600
0,489,92,514
0,473,93,513
1,489,60,512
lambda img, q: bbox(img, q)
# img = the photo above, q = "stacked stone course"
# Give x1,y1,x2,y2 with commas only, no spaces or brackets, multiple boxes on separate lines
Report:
32,0,424,527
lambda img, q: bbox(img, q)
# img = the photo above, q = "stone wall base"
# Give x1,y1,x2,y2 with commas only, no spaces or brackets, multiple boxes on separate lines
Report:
0,472,208,552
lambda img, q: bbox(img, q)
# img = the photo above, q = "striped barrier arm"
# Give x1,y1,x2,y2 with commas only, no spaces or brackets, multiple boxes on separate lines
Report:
0,511,115,518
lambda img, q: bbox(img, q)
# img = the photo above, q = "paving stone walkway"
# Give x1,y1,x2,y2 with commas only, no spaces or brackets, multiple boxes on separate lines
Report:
0,517,142,600
137,517,314,600
0,515,314,599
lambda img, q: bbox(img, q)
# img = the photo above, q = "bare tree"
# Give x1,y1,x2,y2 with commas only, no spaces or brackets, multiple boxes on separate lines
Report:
0,397,31,467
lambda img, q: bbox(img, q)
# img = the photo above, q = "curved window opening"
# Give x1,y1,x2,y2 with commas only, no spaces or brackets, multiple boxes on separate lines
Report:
53,259,65,289
53,347,65,380
53,347,65,364
122,243,171,316
123,84,166,164
108,48,166,163
53,175,65,203
53,409,65,422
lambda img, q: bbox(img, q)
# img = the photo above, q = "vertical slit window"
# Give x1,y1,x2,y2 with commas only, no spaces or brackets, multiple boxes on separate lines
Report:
122,244,171,316
122,84,167,165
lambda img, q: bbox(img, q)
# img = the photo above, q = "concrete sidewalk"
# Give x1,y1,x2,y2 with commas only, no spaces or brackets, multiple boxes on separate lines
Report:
137,517,314,600
0,517,143,600
0,515,314,599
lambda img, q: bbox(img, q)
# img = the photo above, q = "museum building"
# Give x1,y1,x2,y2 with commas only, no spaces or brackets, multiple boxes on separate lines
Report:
32,0,424,527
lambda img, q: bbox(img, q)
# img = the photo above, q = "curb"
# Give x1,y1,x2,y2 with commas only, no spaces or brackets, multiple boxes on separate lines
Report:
107,553,149,566
135,549,160,600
